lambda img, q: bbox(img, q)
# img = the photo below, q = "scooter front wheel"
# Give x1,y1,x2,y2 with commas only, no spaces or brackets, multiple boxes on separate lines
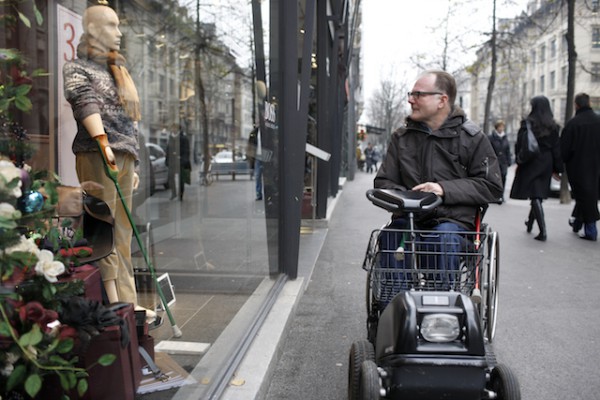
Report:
348,340,375,400
359,360,380,400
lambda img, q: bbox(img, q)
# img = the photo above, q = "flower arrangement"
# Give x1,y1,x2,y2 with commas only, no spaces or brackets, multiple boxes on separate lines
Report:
0,6,121,398
0,155,118,399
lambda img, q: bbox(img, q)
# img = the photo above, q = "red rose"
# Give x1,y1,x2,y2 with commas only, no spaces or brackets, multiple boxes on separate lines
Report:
57,325,78,341
19,301,44,323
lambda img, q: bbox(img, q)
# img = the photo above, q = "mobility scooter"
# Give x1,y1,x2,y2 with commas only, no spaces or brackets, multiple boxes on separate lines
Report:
348,188,520,400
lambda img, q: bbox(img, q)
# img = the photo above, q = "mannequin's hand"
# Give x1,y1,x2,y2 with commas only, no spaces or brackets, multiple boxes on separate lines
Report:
133,173,139,190
95,134,117,169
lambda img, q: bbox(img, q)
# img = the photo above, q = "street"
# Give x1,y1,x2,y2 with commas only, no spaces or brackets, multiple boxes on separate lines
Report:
265,166,600,400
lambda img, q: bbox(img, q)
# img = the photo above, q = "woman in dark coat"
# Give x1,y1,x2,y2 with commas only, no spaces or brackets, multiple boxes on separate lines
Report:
488,119,512,202
510,96,563,241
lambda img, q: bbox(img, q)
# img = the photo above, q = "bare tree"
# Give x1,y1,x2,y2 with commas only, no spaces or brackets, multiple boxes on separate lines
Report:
482,0,497,134
367,77,407,142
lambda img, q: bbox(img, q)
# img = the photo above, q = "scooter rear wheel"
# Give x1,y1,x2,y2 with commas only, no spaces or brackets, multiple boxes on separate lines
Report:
490,363,521,400
348,340,375,400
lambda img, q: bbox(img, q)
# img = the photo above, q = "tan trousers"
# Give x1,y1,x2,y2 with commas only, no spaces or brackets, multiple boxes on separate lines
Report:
76,151,137,305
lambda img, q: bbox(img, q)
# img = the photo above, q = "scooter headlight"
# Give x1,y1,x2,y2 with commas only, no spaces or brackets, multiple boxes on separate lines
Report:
420,313,460,343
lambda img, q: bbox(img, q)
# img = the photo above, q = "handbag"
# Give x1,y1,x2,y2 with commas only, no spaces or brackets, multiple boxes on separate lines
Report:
516,120,540,165
55,185,115,263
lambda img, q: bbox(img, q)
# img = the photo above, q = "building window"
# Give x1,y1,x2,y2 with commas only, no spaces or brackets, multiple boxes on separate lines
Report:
592,63,600,82
593,0,599,12
561,66,567,86
550,71,556,89
531,79,535,95
523,82,527,99
530,49,536,66
540,44,546,62
550,38,557,58
593,27,600,48
540,75,545,93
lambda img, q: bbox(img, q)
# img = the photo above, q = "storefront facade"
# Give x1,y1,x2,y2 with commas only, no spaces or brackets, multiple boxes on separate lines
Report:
1,0,358,397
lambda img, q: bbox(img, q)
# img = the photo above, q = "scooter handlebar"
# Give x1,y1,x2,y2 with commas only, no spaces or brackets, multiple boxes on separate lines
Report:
366,188,443,213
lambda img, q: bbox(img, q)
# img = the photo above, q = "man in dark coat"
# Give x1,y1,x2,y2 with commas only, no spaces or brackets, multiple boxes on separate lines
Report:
561,93,600,241
376,70,503,230
375,70,502,289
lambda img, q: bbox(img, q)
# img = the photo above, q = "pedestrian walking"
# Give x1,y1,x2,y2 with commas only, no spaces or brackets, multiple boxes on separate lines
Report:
364,142,376,173
166,123,191,201
560,92,600,241
488,119,512,203
510,95,563,242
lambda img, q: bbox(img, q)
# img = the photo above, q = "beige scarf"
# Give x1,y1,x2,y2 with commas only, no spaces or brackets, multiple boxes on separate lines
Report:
107,50,141,122
78,40,141,121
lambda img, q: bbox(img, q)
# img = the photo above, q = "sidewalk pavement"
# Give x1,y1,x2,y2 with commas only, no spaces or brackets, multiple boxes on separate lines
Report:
221,170,384,400
223,165,598,400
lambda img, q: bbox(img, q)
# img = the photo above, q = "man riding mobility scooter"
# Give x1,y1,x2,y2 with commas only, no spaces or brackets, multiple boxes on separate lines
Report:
348,188,520,400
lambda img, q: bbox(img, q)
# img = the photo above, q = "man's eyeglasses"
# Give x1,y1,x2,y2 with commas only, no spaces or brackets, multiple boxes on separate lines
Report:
407,91,444,99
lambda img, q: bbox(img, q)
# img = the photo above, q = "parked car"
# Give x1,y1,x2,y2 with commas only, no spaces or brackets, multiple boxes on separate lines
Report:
146,142,169,191
212,150,234,163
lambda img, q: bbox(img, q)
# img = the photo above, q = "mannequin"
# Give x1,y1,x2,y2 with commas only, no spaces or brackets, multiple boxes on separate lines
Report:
63,5,155,322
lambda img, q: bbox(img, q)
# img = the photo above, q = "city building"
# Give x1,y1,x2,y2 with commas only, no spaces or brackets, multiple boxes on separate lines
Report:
469,0,600,138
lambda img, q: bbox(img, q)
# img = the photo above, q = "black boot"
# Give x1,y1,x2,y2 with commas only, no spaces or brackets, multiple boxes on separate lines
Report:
531,198,546,241
525,208,534,233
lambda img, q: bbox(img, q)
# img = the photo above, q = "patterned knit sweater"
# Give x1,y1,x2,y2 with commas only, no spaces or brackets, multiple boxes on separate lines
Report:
63,56,139,160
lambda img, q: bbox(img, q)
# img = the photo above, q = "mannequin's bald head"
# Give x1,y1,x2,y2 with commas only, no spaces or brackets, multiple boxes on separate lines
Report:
82,6,122,53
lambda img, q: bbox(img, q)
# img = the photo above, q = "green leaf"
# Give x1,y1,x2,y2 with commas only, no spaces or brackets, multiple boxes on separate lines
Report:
17,11,31,28
33,3,43,26
15,84,32,96
57,337,74,353
58,371,69,390
19,324,43,346
14,95,32,112
98,353,117,366
0,320,13,337
77,378,89,397
49,354,71,366
24,373,42,398
6,364,26,391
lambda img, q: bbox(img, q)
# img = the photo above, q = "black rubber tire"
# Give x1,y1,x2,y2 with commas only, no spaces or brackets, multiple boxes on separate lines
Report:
359,360,380,400
348,340,375,400
485,231,500,343
490,363,521,400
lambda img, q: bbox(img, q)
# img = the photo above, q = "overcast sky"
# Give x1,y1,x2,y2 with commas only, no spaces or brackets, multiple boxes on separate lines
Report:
361,0,530,112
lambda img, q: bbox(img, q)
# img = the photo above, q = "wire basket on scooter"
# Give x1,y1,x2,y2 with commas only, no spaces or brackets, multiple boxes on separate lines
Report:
364,227,486,307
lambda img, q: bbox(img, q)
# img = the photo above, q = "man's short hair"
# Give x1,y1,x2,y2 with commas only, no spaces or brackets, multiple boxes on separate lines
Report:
494,119,505,129
428,70,457,106
574,93,590,108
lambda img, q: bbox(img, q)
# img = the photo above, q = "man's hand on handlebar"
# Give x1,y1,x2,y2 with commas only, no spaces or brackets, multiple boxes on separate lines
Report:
412,182,444,197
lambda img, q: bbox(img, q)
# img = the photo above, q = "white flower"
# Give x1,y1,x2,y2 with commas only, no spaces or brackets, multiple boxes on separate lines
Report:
0,202,17,219
1,353,20,377
34,249,65,283
4,235,40,257
0,159,22,198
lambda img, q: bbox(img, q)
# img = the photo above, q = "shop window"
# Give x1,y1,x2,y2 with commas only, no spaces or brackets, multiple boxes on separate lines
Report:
593,27,600,48
592,63,600,82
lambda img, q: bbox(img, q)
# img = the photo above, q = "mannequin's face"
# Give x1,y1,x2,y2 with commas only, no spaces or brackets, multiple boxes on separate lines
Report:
86,7,122,52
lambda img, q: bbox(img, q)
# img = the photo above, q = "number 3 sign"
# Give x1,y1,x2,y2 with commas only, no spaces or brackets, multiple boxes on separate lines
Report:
57,5,83,186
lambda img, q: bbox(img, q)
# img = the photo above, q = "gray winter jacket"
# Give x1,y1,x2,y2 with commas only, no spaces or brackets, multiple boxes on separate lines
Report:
374,106,503,229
